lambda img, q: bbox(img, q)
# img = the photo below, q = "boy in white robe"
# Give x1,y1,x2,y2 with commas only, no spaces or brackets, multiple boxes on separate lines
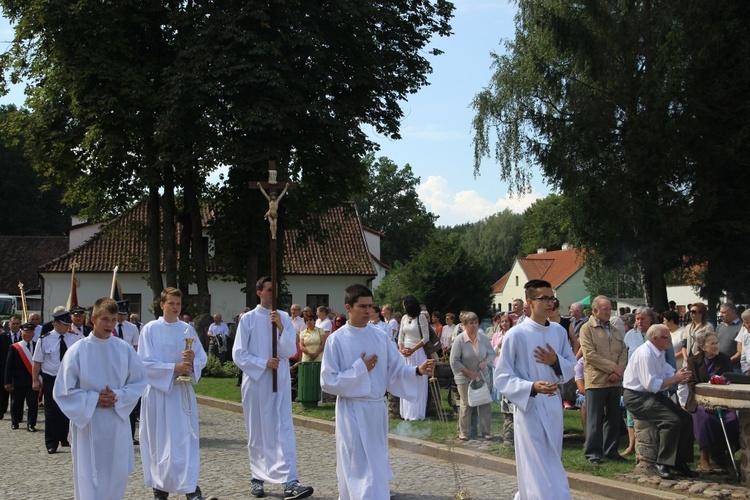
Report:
53,297,148,500
138,287,215,500
321,284,435,500
232,276,314,499
495,279,577,500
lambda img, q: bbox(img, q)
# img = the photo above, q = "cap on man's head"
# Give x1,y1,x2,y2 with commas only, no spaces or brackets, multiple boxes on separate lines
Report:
117,300,129,314
70,306,86,315
21,322,35,331
53,310,72,325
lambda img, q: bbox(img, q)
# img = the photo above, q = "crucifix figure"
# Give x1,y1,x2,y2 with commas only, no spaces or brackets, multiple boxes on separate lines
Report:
257,182,288,240
249,160,297,392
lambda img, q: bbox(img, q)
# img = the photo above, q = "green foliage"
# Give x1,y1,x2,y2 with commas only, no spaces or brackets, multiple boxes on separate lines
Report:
584,253,642,300
471,1,728,308
351,154,437,264
0,106,70,235
375,232,492,317
202,357,240,378
458,209,523,281
518,194,575,257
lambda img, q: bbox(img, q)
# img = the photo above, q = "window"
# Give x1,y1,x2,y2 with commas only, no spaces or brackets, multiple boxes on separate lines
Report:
123,293,142,317
515,276,519,286
279,293,293,312
306,294,329,311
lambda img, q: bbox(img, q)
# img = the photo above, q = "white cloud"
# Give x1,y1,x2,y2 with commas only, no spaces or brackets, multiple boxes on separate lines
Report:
418,175,544,227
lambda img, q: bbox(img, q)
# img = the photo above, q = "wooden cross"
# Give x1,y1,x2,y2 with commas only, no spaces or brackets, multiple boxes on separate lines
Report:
249,159,297,392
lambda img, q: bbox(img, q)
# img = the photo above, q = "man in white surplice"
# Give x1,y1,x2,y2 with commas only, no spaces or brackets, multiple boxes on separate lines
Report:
321,284,436,500
138,288,214,500
495,279,577,500
53,297,148,500
232,276,314,499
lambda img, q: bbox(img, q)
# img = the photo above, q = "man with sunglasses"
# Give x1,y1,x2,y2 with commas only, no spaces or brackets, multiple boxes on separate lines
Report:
623,323,694,480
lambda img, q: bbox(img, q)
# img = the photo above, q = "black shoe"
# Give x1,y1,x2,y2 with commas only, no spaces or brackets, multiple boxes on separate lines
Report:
27,424,36,432
587,457,602,465
47,447,57,454
607,454,627,462
653,463,674,479
61,440,70,447
11,422,18,430
674,462,697,478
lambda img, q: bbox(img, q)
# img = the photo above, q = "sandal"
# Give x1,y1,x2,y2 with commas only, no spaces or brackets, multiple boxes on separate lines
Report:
698,464,713,473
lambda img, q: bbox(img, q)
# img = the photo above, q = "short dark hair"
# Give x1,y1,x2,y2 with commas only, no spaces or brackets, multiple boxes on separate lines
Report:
663,309,680,324
256,276,272,291
524,279,551,299
402,295,421,318
344,284,372,306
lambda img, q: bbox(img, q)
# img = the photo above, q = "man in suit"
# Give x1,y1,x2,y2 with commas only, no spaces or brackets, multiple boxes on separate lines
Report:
69,307,92,337
0,315,19,419
4,322,38,431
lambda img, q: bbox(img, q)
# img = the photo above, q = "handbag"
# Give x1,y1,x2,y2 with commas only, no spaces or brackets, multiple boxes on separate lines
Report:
467,375,492,407
416,316,441,356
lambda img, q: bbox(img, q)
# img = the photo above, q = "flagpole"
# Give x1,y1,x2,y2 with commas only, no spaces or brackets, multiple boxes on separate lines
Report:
110,266,119,299
67,261,78,310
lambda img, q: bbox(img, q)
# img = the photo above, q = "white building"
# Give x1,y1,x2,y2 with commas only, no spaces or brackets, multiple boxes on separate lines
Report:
491,247,587,313
39,199,384,321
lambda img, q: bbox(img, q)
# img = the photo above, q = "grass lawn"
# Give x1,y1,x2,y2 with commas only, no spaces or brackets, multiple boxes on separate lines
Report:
194,377,639,478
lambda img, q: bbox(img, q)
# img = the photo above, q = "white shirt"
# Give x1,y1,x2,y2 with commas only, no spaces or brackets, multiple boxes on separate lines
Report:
32,330,84,376
115,320,139,348
290,315,305,334
734,327,750,373
622,340,674,393
208,321,229,338
316,317,332,334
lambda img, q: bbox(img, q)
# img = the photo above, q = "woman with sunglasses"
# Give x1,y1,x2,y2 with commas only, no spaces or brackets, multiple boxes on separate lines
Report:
682,302,714,361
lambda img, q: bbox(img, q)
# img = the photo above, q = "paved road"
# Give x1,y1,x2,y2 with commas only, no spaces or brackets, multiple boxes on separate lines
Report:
0,404,606,499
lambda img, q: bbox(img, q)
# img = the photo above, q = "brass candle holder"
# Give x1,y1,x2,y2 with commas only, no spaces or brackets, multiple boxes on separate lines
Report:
177,337,195,382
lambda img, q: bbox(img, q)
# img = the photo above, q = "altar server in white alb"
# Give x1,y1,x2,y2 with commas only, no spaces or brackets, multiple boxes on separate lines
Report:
321,284,435,500
53,297,148,500
495,279,577,500
233,276,314,499
138,288,215,500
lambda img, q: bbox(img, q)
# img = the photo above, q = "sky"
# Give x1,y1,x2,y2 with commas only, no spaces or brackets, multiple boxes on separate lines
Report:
0,1,550,227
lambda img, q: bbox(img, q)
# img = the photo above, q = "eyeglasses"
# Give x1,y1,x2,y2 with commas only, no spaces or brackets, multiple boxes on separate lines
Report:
657,335,671,340
531,296,555,303
704,341,719,347
689,310,699,314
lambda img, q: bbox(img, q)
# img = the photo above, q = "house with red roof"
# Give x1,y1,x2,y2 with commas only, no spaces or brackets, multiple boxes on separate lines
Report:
491,246,587,313
38,199,383,321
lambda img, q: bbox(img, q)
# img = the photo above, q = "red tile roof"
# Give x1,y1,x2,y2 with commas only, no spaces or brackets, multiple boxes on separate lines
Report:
283,202,377,276
0,236,69,292
518,248,585,289
492,272,510,293
40,198,376,277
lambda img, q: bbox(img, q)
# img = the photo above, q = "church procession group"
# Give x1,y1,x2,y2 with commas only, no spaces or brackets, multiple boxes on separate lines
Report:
3,277,743,499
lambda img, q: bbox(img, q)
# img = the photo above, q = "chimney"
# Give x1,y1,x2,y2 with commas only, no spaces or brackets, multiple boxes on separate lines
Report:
537,248,546,254
561,243,570,251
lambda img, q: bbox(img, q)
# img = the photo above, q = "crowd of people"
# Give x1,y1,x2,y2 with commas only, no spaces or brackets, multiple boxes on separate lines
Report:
2,281,748,499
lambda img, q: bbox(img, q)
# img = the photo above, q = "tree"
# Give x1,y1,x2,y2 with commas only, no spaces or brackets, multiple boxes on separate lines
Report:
459,209,524,281
0,105,70,235
471,1,706,310
517,195,575,257
1,1,456,306
375,233,492,317
351,154,437,265
583,253,642,302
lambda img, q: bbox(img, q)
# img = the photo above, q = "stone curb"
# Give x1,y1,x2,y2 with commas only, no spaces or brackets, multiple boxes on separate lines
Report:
196,395,687,500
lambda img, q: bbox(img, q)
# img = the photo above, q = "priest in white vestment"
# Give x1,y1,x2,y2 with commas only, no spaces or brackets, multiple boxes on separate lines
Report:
232,276,314,499
495,280,577,500
138,288,210,499
53,298,148,500
321,284,435,500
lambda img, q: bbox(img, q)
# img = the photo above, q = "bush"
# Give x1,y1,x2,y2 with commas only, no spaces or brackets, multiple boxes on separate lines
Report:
203,355,240,378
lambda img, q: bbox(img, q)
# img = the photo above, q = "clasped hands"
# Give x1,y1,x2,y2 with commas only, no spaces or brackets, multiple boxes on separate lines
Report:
97,386,117,408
